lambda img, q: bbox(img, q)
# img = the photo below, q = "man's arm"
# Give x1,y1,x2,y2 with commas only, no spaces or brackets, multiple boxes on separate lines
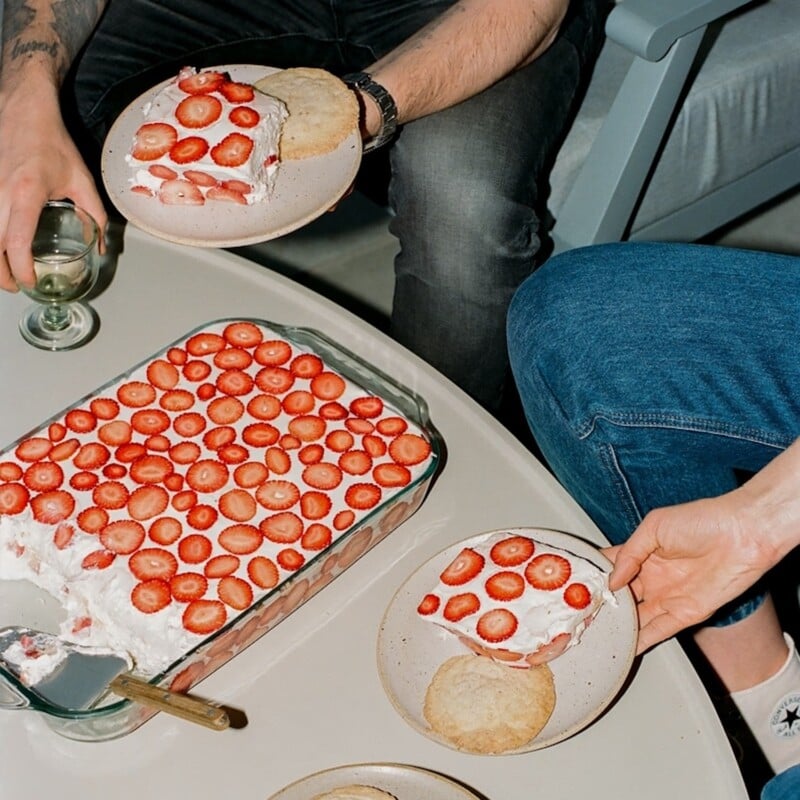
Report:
0,0,108,291
358,0,569,139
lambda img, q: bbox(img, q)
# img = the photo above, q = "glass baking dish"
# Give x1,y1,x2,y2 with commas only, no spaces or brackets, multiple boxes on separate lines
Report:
0,318,441,741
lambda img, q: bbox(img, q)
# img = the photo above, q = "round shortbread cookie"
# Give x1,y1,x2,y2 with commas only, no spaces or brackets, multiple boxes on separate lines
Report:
423,654,556,754
254,67,359,160
311,787,396,800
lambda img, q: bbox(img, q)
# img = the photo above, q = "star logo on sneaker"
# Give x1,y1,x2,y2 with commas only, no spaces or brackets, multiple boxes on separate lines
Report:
770,692,800,738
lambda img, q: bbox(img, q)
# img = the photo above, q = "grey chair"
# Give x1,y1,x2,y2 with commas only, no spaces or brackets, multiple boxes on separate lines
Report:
548,0,800,254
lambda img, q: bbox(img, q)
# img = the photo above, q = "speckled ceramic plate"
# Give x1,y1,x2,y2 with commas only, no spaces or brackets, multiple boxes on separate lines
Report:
101,64,361,248
377,527,638,755
266,762,482,799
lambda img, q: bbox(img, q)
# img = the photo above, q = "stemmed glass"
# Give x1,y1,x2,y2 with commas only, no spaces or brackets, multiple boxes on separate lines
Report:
18,201,100,351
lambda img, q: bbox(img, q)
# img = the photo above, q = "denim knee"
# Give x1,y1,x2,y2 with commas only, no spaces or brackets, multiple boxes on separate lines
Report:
762,764,800,800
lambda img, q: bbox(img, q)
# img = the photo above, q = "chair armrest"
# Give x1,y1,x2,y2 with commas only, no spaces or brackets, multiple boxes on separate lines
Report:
608,0,755,60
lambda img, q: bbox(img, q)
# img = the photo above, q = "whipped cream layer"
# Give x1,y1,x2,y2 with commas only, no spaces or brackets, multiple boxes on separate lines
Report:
419,531,615,660
126,67,287,204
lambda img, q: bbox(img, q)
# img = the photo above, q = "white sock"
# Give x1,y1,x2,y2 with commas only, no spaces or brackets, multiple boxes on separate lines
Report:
730,633,800,774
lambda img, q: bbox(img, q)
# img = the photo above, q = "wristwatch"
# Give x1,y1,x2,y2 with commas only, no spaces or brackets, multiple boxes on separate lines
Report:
343,71,398,153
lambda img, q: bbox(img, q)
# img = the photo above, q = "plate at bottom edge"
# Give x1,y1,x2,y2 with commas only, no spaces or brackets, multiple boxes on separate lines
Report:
376,527,638,755
266,762,482,799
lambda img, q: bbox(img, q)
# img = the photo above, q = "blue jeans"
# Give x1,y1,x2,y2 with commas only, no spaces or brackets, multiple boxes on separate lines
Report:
763,764,800,800
507,242,800,625
64,0,609,414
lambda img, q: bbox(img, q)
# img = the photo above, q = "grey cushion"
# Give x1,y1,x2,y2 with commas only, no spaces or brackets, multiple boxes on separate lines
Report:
548,0,800,233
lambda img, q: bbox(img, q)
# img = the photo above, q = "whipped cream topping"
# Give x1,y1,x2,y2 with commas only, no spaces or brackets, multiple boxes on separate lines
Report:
126,67,287,204
420,531,615,658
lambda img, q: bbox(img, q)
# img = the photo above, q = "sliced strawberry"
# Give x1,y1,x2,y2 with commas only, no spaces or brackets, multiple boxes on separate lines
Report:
265,447,291,475
149,516,183,546
218,523,262,554
218,488,256,522
376,417,408,437
131,579,172,614
216,369,254,396
183,169,219,187
129,454,174,484
247,394,282,421
30,489,75,523
117,381,157,408
160,389,196,412
219,81,255,103
319,401,348,420
476,608,518,643
171,489,198,512
23,461,63,492
310,372,346,401
53,522,75,550
97,420,133,447
338,449,372,475
177,69,225,95
131,122,178,161
129,548,179,582
299,491,331,520
221,179,253,194
100,519,146,554
48,438,81,462
217,575,253,610
417,593,440,615
158,177,205,204
175,94,222,128
69,471,99,491
282,390,316,416
298,444,323,465
81,549,116,570
186,504,218,531
362,434,385,458
333,509,355,531
564,582,592,610
346,418,374,435
233,461,268,488
164,473,184,492
115,443,147,463
207,396,245,425
145,358,180,390
127,485,169,521
325,429,353,452
15,437,52,462
388,433,432,466
280,437,300,454
131,409,171,437
47,421,66,442
221,321,262,349
204,554,240,579
372,463,411,488
203,425,236,451
0,483,29,516
0,462,23,481
169,443,201,466
255,479,300,511
277,548,304,571
92,480,129,510
73,442,111,471
247,556,279,589
490,535,535,567
76,503,108,532
301,462,342,491
183,359,213,382
525,553,571,591
440,548,485,586
288,415,326,442
218,443,249,465
344,482,382,510
173,412,207,438
196,383,216,401
145,434,171,452
254,339,292,366
229,106,260,128
185,332,225,356
169,135,210,166
182,599,226,634
255,366,294,394
241,422,279,448
259,511,303,544
485,571,525,601
290,353,324,379
148,164,178,181
210,132,253,167
213,347,253,371
206,186,248,205
131,185,154,197
90,397,121,420
171,572,209,602
443,592,480,622
301,522,331,551
64,408,97,433
178,533,213,563
349,396,384,419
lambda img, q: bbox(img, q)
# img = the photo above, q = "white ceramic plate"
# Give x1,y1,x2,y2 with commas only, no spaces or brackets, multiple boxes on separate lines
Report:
101,64,362,248
377,527,638,755
267,762,482,799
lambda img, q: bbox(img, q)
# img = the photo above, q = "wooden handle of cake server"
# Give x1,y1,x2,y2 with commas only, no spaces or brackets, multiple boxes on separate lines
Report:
109,674,230,730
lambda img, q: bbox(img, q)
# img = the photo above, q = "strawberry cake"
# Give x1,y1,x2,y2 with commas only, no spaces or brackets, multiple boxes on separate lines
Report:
417,531,614,666
0,320,436,679
126,67,288,205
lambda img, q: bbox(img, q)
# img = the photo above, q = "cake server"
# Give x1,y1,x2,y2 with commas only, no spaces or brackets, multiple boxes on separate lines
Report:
0,626,229,730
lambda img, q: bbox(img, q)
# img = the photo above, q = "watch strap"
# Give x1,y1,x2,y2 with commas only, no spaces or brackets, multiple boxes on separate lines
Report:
343,71,399,153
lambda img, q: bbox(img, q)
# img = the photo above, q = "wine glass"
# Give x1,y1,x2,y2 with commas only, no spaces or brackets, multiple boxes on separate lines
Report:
18,201,100,351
